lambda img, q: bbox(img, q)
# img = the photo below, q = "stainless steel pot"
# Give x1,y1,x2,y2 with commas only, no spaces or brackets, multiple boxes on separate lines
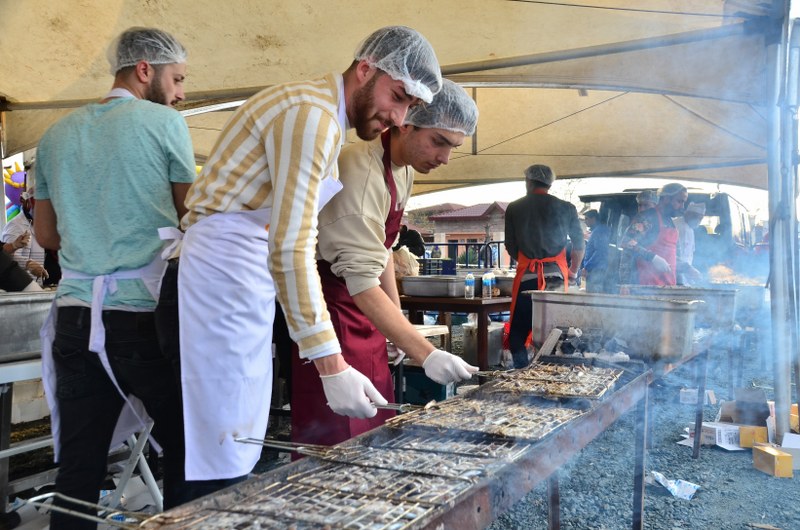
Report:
528,291,700,361
0,291,55,362
622,285,736,329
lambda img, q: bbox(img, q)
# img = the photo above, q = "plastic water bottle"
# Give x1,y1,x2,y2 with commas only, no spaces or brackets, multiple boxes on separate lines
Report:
482,272,494,298
464,273,475,299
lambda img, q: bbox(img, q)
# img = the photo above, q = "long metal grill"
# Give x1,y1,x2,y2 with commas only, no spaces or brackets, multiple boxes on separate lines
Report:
386,397,585,441
136,358,652,529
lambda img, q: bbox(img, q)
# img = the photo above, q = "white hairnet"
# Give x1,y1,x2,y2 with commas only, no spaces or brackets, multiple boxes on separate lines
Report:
404,79,478,136
108,27,187,74
354,26,441,104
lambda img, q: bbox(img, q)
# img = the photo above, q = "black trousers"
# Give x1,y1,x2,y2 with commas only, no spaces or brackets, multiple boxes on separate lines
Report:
50,306,189,529
508,277,565,368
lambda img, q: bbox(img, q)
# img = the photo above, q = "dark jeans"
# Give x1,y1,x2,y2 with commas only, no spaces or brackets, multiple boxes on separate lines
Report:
50,306,189,529
508,277,565,368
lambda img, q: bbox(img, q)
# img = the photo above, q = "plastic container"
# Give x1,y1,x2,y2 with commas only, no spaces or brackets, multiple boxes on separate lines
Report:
464,273,475,299
482,272,494,298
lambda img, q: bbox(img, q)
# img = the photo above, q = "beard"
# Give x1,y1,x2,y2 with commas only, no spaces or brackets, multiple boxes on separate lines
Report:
351,73,383,140
144,69,171,106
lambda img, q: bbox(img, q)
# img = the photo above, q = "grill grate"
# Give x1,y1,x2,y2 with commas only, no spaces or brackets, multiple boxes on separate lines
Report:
477,362,624,399
376,430,531,460
306,444,502,480
289,462,471,505
386,397,585,441
173,481,434,529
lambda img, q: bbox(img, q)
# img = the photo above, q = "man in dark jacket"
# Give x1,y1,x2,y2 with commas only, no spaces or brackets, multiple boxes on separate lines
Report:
580,209,611,292
504,164,585,368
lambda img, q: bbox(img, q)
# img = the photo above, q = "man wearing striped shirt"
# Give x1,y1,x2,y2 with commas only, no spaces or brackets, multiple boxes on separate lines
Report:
177,26,442,490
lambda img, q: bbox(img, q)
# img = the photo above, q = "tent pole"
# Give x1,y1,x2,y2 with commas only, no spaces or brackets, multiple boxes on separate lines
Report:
785,20,800,411
442,23,752,76
767,8,792,441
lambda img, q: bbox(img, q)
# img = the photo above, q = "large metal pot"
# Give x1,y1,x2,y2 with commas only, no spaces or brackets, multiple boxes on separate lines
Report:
622,285,736,329
528,291,700,361
0,291,55,362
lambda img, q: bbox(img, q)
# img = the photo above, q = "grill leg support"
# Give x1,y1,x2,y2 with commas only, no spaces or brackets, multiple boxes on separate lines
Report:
547,471,560,530
692,349,709,459
632,382,648,530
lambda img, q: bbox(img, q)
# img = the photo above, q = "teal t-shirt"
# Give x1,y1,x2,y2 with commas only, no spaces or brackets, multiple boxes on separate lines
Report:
36,98,195,308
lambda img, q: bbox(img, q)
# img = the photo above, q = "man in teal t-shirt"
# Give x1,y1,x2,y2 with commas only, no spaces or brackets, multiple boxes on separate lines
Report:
34,27,196,526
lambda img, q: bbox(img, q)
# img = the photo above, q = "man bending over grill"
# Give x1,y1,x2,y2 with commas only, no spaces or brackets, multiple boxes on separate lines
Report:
292,79,480,446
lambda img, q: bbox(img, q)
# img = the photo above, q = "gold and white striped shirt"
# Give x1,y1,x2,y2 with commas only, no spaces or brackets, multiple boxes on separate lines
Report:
183,73,346,359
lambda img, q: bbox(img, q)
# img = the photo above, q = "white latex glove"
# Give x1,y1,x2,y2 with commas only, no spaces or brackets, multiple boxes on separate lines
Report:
422,349,479,385
320,366,388,418
386,343,406,366
651,254,671,273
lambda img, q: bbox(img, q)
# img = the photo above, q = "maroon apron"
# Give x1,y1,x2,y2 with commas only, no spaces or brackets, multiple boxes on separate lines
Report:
292,131,403,447
636,208,678,286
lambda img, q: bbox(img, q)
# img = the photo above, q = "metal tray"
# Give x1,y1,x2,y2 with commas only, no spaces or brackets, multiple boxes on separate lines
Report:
527,291,700,361
402,275,464,297
495,275,516,296
622,285,736,329
0,291,55,363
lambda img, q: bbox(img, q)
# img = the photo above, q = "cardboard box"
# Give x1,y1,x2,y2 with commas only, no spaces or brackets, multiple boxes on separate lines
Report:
699,422,744,451
739,425,769,448
753,443,793,478
780,433,800,470
767,401,798,418
791,413,799,433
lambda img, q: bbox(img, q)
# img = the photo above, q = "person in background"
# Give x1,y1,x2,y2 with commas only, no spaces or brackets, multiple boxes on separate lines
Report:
177,26,442,494
675,201,706,285
0,250,43,292
293,79,479,447
2,180,48,285
34,27,196,526
580,209,611,293
636,189,657,213
394,224,426,257
619,183,688,288
430,244,442,258
504,164,585,368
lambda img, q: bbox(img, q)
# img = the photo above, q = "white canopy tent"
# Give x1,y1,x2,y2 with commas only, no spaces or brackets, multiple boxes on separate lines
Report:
0,0,797,436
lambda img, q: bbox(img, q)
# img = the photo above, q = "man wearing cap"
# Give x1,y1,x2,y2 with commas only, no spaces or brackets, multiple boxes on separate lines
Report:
619,183,688,287
177,26,442,490
34,27,195,524
504,164,585,369
675,201,706,285
579,209,611,293
292,80,479,446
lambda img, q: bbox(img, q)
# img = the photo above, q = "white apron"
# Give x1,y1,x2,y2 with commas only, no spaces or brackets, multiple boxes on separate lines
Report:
40,255,168,461
179,178,342,481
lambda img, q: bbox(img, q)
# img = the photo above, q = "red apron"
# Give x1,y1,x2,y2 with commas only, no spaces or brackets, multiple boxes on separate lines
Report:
509,250,569,318
292,130,403,447
636,208,678,286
